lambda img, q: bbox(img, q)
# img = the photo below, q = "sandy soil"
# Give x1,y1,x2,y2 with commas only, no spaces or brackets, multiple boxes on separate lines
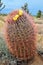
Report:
31,54,43,65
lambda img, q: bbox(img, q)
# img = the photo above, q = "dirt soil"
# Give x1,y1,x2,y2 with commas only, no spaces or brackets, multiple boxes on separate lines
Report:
30,54,43,65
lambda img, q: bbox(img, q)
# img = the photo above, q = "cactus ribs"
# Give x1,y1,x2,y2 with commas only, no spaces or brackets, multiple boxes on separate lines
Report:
4,10,37,63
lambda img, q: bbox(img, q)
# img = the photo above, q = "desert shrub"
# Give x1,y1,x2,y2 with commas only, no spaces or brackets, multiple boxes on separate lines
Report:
36,10,41,18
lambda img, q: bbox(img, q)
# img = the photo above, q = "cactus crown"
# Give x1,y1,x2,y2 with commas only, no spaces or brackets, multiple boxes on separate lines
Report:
13,10,23,21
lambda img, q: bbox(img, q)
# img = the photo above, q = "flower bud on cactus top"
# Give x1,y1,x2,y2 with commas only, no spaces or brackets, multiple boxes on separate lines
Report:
4,10,37,61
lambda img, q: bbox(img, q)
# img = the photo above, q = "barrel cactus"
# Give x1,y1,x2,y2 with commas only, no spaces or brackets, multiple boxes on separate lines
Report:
4,10,37,63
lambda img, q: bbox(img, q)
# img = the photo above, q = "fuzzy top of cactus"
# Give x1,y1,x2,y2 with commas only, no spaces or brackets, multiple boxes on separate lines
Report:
13,10,23,21
5,10,23,23
4,10,37,61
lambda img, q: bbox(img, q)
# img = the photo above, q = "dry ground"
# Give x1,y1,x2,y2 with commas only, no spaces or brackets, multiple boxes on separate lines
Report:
34,17,43,52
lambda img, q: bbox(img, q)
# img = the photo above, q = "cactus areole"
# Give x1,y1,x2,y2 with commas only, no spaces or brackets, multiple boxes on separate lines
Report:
4,10,37,62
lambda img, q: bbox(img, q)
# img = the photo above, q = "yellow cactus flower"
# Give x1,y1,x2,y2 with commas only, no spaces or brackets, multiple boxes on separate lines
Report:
19,10,23,16
13,15,19,21
13,10,23,21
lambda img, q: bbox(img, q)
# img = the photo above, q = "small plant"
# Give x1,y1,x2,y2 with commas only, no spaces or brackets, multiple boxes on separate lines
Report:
36,10,41,18
0,0,5,11
21,3,29,13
